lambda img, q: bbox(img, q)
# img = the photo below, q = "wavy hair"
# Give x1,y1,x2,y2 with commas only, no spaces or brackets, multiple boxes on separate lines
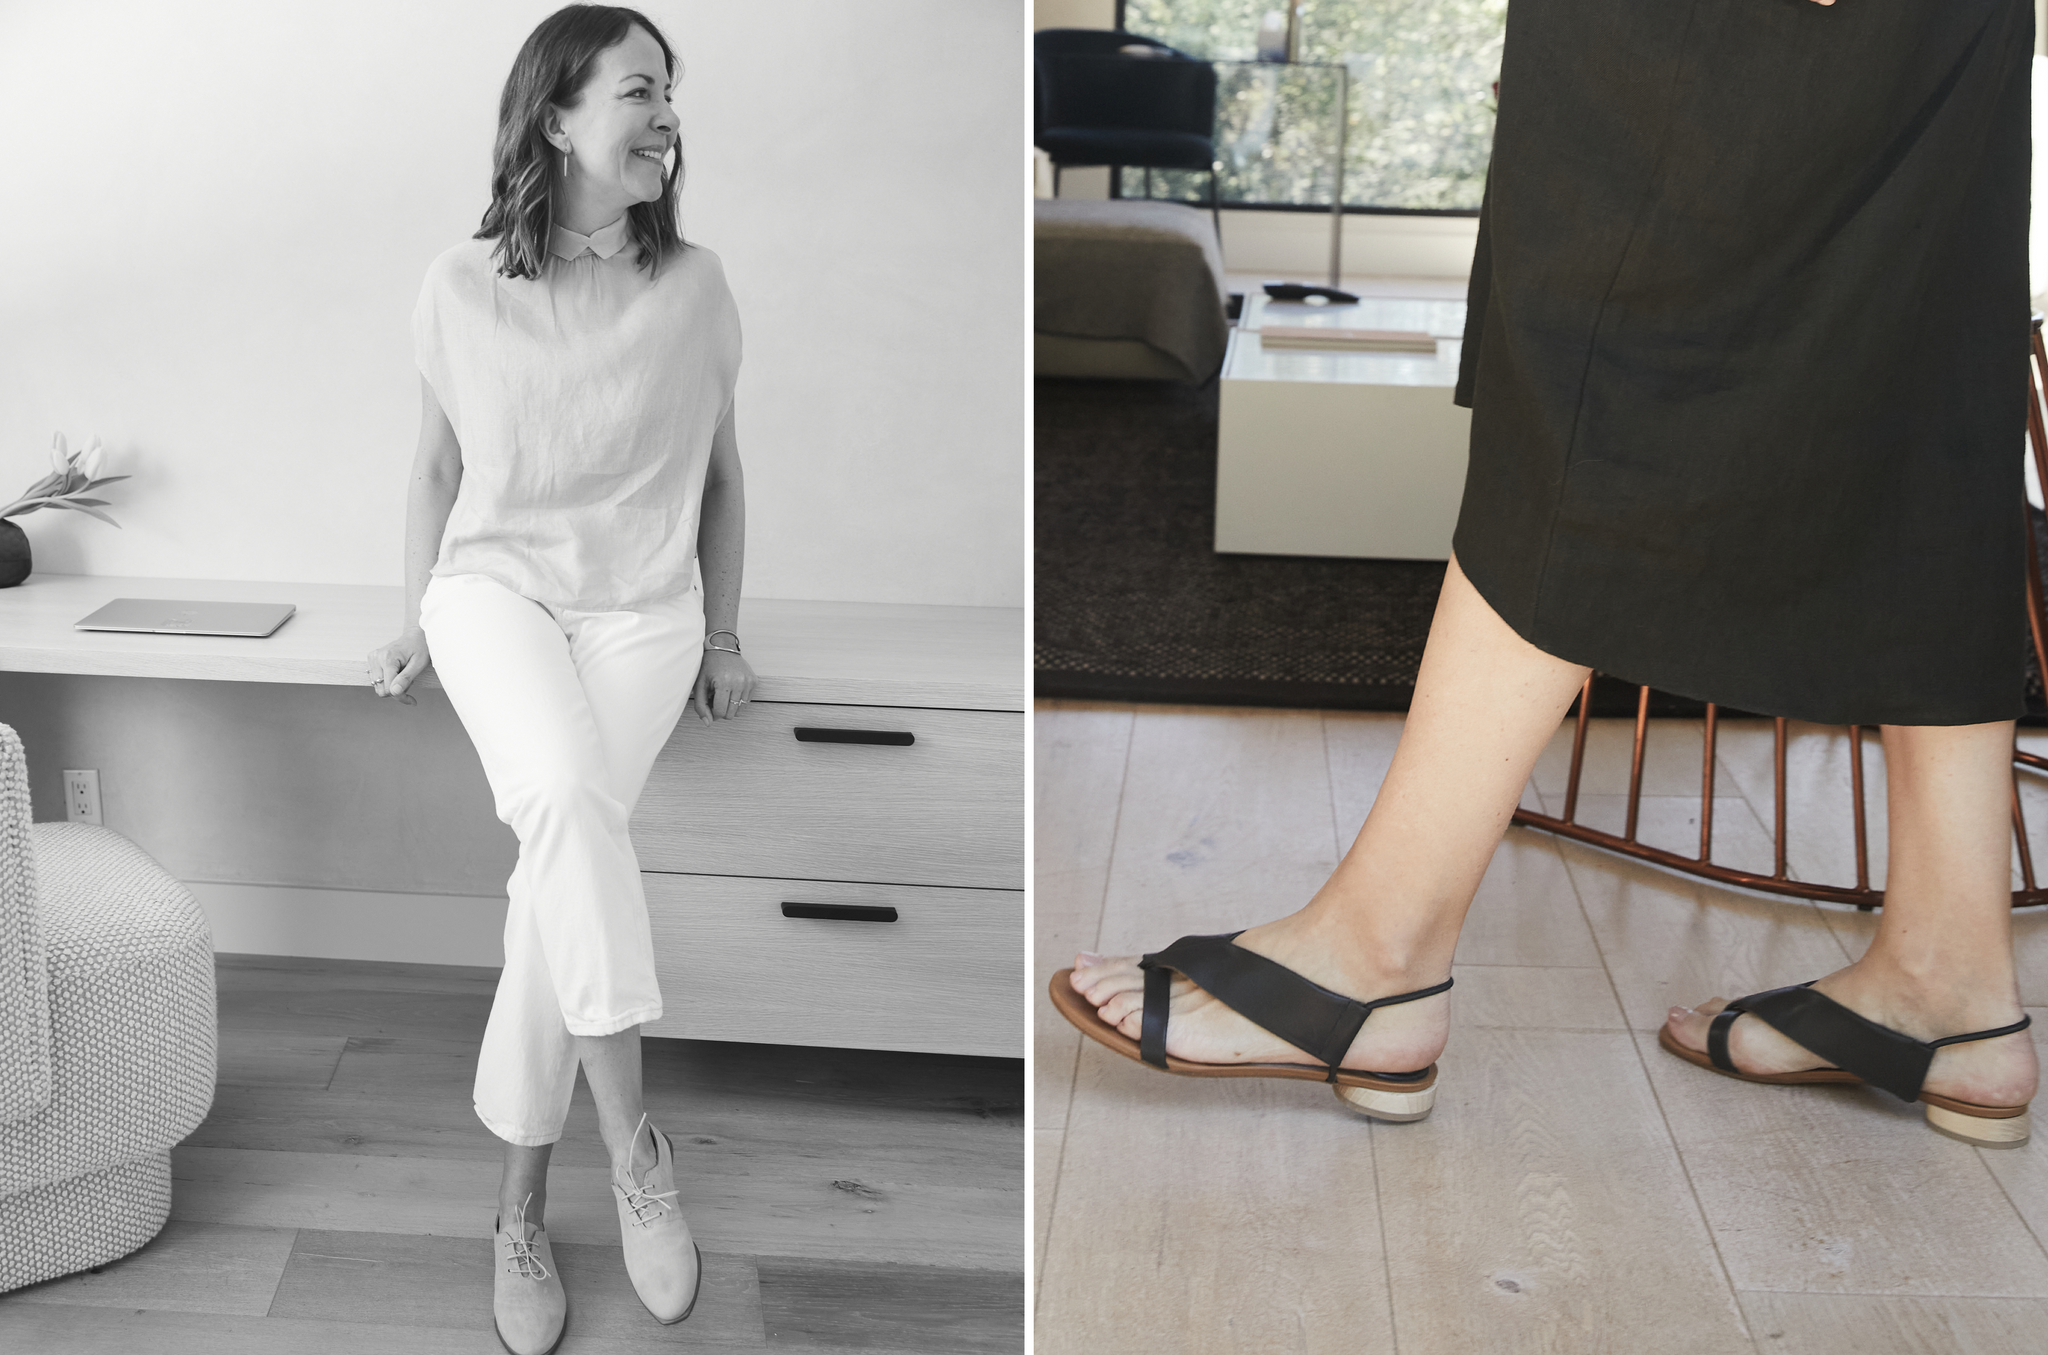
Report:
475,5,685,281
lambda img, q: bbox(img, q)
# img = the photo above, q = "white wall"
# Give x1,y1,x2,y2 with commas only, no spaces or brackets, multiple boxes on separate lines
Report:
0,1,1025,967
0,0,1024,607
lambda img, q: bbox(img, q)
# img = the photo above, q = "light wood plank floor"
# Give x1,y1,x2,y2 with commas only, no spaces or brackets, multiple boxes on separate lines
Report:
1036,700,2048,1355
1,956,1024,1353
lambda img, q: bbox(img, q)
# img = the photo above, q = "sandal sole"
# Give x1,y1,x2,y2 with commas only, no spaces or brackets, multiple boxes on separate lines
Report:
1049,968,1439,1119
1656,1026,2030,1147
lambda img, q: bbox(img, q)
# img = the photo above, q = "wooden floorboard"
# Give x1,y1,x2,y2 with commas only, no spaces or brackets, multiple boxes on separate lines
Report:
755,1257,1025,1353
0,1220,296,1317
268,1229,769,1347
8,954,1021,1352
1735,1291,2048,1355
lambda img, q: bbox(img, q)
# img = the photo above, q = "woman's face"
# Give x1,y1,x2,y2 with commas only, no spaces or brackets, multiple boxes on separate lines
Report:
548,25,677,209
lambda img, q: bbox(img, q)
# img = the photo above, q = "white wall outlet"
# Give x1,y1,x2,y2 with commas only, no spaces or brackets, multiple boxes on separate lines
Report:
62,769,101,825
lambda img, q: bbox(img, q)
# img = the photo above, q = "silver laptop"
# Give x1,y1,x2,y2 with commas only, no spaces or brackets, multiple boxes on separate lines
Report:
75,598,297,638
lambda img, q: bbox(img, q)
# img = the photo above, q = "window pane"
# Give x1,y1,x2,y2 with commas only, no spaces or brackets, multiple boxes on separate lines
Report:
1120,0,1268,62
1120,0,1504,213
1301,0,1504,211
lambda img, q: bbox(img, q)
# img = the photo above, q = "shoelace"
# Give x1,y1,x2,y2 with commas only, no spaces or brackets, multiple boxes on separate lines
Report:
616,1176,679,1228
501,1194,551,1280
615,1112,681,1228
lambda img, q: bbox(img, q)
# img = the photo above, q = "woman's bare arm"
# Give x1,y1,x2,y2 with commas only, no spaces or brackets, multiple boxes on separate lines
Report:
691,400,756,721
367,376,463,698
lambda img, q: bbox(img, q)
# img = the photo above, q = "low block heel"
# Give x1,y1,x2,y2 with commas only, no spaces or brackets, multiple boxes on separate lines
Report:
1334,1082,1436,1123
1924,1102,2032,1148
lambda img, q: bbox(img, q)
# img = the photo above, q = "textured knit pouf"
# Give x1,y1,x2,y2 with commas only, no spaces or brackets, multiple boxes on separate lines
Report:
0,724,217,1292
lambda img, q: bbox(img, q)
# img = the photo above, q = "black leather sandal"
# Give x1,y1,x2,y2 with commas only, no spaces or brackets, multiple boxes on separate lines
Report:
1657,982,2033,1147
1049,931,1453,1122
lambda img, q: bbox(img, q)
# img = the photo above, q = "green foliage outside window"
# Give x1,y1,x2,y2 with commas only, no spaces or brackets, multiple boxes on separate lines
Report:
1121,0,1505,212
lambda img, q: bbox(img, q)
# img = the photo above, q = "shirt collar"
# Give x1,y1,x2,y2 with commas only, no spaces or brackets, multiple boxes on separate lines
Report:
548,214,631,262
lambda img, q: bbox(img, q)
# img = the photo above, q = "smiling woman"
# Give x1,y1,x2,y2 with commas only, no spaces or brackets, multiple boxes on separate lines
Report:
363,7,747,1352
478,10,688,278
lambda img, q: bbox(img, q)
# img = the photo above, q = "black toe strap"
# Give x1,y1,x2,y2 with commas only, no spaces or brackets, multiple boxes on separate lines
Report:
1719,983,2032,1102
1139,961,1173,1068
1707,1005,1743,1074
1137,932,1453,1075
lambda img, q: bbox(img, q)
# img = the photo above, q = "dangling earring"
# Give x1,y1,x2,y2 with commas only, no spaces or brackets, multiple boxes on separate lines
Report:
560,141,570,178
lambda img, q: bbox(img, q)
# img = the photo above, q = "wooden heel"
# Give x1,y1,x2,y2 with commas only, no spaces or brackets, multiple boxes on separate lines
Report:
1334,1082,1436,1123
1925,1103,2031,1148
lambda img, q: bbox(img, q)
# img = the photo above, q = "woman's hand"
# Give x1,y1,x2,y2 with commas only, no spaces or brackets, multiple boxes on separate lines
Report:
693,648,756,722
367,626,430,703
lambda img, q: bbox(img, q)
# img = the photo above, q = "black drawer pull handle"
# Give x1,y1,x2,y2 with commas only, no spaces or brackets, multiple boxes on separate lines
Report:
792,727,914,746
781,902,898,923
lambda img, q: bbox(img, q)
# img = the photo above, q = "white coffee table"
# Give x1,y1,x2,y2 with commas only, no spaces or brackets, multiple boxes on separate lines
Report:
1215,290,1471,559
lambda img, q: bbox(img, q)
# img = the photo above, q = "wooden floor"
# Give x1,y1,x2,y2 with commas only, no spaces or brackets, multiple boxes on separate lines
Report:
0,956,1023,1353
1035,700,2048,1355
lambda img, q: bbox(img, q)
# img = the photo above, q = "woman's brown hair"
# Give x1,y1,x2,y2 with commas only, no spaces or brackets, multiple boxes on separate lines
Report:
476,4,685,280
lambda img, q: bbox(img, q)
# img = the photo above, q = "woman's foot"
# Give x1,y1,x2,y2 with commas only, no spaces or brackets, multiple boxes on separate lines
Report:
493,1194,566,1355
1068,909,1452,1074
612,1114,701,1324
1662,965,2038,1109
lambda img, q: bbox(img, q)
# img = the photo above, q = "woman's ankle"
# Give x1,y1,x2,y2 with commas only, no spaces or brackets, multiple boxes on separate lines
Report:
604,1116,659,1175
1243,903,1457,994
499,1192,547,1230
1825,952,2022,1032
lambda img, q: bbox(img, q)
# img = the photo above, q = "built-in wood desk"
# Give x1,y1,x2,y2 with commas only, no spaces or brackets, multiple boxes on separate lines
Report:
0,573,1025,1058
0,573,1023,710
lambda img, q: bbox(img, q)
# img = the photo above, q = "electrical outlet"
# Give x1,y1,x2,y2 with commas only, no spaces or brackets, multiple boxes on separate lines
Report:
62,769,101,825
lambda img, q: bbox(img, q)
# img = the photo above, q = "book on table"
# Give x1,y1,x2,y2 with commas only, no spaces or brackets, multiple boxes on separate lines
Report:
1256,325,1438,353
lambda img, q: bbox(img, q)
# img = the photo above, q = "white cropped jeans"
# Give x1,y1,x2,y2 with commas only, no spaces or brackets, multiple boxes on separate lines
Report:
420,571,704,1146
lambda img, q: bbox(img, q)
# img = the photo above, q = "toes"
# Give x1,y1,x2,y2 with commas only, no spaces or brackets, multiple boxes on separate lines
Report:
1099,990,1141,1028
1663,998,1732,1055
1073,961,1145,1008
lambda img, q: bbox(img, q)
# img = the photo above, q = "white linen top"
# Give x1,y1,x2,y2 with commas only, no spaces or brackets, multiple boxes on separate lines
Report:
411,214,742,611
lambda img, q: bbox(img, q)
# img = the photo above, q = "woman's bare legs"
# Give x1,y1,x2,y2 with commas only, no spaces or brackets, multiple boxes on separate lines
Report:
1665,721,2038,1107
1070,555,1591,1072
496,1028,659,1226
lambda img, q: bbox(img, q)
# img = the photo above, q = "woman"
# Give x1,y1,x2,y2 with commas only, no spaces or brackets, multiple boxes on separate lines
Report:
366,7,748,1351
1057,0,2038,1148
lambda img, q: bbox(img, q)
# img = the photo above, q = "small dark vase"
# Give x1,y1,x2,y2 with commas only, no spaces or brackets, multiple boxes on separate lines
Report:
0,518,29,588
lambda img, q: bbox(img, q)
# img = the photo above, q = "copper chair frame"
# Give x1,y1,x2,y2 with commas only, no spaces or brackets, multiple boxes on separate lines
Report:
1508,317,2048,910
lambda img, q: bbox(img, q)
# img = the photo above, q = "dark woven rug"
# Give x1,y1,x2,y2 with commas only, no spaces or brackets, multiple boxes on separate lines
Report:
1034,376,1443,709
1035,376,2048,718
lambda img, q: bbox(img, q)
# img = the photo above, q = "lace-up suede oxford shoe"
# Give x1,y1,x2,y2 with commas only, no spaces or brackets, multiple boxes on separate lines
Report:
493,1197,566,1355
611,1113,701,1323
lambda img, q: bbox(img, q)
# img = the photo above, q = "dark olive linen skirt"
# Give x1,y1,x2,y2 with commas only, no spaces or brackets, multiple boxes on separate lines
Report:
1453,0,2033,726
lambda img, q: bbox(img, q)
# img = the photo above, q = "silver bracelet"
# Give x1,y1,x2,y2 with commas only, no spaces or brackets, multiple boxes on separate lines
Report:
705,630,741,655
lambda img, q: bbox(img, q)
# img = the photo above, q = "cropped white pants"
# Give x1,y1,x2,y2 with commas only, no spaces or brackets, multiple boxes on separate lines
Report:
420,571,704,1147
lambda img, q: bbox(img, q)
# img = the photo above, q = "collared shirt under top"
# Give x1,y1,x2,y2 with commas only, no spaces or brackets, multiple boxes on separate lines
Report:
411,214,742,612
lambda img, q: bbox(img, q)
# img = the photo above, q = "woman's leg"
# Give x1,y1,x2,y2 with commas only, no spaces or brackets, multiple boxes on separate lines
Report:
501,1143,552,1225
1665,720,2038,1107
576,1029,655,1171
1072,555,1591,1070
422,575,675,1185
550,590,703,1173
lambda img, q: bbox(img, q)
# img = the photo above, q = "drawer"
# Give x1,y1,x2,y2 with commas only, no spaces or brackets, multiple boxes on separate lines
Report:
631,702,1021,889
640,873,1021,1058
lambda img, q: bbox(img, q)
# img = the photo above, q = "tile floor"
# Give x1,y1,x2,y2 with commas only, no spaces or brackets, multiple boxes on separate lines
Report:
1034,700,2048,1355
